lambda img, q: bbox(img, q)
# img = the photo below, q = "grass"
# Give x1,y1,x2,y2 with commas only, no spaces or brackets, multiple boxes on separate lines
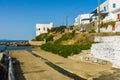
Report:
55,33,75,44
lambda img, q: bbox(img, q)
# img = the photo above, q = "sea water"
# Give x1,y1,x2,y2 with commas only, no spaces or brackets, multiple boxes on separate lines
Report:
0,40,29,50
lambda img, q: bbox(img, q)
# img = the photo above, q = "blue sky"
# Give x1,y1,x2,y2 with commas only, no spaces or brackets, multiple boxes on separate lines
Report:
0,0,105,40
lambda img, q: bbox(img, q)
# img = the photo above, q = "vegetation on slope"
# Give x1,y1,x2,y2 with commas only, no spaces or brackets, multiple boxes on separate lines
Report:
41,43,91,58
48,25,66,33
37,24,120,58
35,33,54,42
40,31,92,58
55,31,75,44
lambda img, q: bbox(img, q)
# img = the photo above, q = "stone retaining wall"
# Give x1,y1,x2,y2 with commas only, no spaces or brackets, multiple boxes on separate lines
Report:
91,36,120,68
29,40,45,46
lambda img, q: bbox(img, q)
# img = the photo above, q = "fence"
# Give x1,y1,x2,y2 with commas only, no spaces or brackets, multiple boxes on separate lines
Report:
8,57,15,80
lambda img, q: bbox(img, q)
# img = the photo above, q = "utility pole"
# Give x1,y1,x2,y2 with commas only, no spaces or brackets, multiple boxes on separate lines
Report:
62,19,64,26
77,11,80,25
98,0,101,33
66,16,68,28
78,15,80,26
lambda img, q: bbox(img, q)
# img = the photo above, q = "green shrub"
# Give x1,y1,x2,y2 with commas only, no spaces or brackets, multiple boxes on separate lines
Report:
46,35,54,42
102,21,116,28
49,25,66,33
102,22,108,28
89,29,96,33
49,27,58,33
35,33,48,41
35,33,53,42
41,43,92,58
69,25,75,30
110,21,116,25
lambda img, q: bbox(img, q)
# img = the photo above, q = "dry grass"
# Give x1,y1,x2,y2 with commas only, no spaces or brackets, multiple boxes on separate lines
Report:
60,32,120,45
61,33,94,45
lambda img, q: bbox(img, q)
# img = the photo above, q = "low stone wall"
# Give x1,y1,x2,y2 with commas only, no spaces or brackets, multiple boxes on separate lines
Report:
82,55,111,65
94,36,120,43
29,40,45,46
91,36,120,68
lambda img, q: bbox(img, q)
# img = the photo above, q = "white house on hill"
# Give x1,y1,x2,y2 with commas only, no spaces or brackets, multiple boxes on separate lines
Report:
74,0,120,32
92,0,120,22
98,0,120,32
74,14,92,26
36,22,53,36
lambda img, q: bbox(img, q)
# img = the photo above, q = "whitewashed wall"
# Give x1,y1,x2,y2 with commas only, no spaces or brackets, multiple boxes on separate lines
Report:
109,0,120,12
36,22,53,36
91,36,120,68
100,25,113,32
74,14,92,25
115,21,120,32
100,21,120,32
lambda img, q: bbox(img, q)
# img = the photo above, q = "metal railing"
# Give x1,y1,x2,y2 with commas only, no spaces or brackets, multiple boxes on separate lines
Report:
8,57,15,80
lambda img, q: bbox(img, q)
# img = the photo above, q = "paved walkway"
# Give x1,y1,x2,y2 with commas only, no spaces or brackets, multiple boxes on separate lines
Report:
32,47,114,79
9,50,71,80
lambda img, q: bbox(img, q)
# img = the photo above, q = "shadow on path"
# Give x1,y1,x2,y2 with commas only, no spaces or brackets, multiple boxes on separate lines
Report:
12,58,26,80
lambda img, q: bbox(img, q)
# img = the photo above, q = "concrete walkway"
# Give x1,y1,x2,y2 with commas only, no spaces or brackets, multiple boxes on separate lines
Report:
9,50,71,80
32,47,113,79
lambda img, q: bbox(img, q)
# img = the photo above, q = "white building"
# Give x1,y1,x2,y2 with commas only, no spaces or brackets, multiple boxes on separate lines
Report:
36,22,53,36
74,14,92,25
92,0,120,22
91,0,120,32
74,0,120,26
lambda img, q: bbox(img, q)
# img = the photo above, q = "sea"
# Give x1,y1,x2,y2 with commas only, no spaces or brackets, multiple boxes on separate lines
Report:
0,40,29,50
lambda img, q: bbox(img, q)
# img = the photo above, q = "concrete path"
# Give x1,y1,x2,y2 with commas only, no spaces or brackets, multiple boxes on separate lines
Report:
9,50,71,80
32,47,113,79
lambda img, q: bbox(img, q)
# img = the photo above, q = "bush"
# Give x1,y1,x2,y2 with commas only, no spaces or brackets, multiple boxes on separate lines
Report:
69,25,75,30
89,29,96,33
49,25,66,33
102,21,116,28
41,43,92,58
35,33,48,41
46,35,54,42
35,33,53,42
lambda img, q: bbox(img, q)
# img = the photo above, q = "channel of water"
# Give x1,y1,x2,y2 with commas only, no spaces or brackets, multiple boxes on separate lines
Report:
27,50,86,80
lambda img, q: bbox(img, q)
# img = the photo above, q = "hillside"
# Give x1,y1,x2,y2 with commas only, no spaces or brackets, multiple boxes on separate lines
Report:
54,32,120,45
35,26,120,58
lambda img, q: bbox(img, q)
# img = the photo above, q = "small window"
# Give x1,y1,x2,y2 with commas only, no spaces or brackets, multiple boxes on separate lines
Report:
113,3,116,8
104,7,106,11
43,27,45,31
37,28,40,31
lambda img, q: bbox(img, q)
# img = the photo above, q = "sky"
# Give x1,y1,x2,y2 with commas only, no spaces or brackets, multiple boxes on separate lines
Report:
0,0,105,40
